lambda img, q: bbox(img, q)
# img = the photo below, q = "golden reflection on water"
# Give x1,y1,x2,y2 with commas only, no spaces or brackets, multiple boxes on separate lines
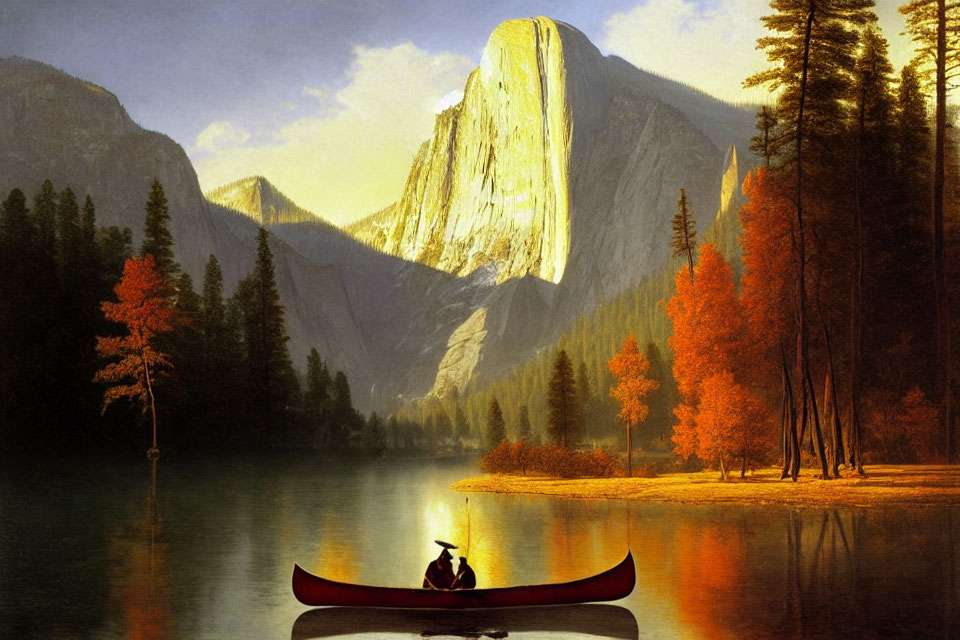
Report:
420,497,509,588
310,514,356,583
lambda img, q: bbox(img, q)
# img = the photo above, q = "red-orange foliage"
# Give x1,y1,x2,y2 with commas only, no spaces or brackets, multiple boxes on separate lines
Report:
695,371,769,478
607,335,659,426
666,243,745,399
671,402,698,460
866,385,941,462
480,440,619,478
94,255,177,420
739,168,796,379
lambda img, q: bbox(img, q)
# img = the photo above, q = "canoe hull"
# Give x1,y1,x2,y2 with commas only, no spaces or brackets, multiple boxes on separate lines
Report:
292,551,635,609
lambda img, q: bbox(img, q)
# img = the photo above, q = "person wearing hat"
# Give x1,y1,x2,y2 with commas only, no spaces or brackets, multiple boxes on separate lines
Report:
422,540,457,590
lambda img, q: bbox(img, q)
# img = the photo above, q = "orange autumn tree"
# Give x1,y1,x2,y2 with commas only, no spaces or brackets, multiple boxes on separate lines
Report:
666,243,769,477
739,167,803,478
607,334,659,476
95,255,177,458
696,371,767,481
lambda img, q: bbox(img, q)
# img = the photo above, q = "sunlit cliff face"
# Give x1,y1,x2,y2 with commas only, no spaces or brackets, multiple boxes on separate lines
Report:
376,17,574,285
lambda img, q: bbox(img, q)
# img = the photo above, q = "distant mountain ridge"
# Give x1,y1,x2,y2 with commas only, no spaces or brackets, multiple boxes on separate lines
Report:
0,14,756,411
206,176,325,226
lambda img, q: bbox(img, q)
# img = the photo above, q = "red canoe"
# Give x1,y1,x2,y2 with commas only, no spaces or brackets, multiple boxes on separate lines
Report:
292,551,635,609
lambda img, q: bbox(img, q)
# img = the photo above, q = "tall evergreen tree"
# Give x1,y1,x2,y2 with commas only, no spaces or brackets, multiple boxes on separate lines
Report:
547,349,580,449
751,105,780,168
576,360,593,435
140,179,179,282
33,179,57,260
330,370,356,449
671,188,697,284
305,348,332,446
900,0,960,460
56,186,82,279
237,228,298,422
517,404,533,442
486,398,506,449
745,0,876,480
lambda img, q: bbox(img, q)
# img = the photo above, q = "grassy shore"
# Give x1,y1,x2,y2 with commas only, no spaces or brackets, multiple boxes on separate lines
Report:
451,465,960,507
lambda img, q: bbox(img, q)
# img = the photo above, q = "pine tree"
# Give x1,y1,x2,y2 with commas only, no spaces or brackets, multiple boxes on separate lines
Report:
140,179,179,282
237,228,298,422
305,347,331,446
517,405,533,442
331,370,356,449
671,188,697,284
900,0,960,460
750,105,780,168
56,186,82,279
847,26,897,475
745,0,876,480
486,398,506,449
547,349,580,449
576,361,593,436
0,189,35,444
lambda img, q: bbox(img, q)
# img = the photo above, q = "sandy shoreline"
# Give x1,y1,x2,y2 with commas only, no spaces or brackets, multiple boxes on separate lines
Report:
451,465,960,507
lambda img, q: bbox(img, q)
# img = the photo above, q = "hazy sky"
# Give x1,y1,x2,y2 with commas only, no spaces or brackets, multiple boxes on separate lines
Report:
0,0,915,225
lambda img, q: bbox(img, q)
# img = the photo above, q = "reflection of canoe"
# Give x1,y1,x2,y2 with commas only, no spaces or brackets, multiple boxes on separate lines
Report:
292,551,634,608
291,604,639,640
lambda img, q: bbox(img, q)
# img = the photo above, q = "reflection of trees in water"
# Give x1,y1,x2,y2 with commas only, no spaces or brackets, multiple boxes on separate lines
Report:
112,458,170,640
779,508,959,637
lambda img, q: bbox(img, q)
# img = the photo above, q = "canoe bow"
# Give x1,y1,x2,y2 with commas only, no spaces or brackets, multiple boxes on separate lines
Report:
292,551,635,609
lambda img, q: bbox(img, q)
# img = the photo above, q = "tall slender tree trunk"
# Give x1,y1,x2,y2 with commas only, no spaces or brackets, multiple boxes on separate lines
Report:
935,0,952,462
815,253,846,476
804,354,831,478
794,3,814,476
142,352,159,458
626,421,633,477
782,345,800,481
719,450,727,482
792,1,831,480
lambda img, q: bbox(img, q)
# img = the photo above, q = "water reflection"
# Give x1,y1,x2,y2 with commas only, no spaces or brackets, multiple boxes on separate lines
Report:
290,604,638,639
2,458,959,638
109,458,171,640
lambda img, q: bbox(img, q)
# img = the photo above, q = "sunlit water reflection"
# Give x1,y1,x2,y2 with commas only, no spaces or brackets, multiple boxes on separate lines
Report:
1,456,957,638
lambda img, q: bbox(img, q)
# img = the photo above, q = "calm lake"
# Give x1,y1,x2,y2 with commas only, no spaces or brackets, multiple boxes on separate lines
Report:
1,456,957,639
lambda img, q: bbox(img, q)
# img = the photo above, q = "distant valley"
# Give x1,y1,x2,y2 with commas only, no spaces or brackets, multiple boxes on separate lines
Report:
0,16,755,412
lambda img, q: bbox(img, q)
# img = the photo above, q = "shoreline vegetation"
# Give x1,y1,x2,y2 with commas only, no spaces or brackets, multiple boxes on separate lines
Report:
452,465,960,508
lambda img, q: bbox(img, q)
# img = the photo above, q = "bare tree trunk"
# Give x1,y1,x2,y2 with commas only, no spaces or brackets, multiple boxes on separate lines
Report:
793,1,817,480
935,0,952,462
741,448,747,478
819,304,845,477
719,451,727,482
626,421,633,477
804,358,831,478
782,345,800,482
142,352,159,459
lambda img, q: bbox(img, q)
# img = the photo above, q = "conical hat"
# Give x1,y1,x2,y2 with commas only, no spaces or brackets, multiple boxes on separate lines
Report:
434,539,458,549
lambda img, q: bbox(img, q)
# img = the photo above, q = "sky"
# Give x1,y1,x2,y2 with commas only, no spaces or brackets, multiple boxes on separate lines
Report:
0,0,916,226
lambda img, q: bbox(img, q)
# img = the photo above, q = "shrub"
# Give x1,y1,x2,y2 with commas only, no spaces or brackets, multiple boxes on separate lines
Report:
479,440,621,478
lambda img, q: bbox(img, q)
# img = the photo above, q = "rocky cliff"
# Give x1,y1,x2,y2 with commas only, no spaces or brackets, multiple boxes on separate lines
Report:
349,17,755,396
349,17,753,298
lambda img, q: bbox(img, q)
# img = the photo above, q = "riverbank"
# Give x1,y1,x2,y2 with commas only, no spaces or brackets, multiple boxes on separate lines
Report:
451,465,960,507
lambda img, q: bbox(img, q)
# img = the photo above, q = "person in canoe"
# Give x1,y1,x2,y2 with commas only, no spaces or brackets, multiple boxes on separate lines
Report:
452,555,476,589
422,540,457,589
